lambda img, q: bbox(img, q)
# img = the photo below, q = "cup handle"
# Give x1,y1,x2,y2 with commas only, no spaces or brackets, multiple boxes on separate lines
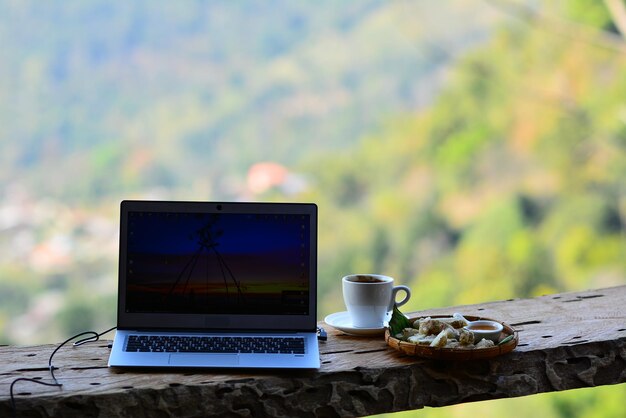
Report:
389,285,411,311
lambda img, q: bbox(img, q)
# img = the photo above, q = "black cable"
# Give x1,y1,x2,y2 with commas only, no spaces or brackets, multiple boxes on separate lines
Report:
72,326,117,348
9,326,116,418
9,378,62,417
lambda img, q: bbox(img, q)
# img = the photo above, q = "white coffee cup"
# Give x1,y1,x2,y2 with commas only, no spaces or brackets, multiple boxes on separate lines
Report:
342,274,411,328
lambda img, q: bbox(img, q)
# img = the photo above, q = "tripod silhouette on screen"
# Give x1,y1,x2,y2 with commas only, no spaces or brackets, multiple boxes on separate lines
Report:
165,216,245,307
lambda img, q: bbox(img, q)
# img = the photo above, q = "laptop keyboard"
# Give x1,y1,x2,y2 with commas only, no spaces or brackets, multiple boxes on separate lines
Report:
124,335,306,354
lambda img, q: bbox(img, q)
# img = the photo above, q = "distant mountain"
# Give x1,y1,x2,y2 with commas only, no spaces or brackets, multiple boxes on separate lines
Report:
0,0,502,201
306,0,626,314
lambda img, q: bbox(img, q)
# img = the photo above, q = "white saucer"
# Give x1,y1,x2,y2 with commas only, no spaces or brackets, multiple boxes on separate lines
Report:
324,311,387,337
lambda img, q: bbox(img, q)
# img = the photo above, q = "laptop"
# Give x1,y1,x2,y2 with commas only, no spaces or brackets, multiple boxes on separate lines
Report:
108,200,320,369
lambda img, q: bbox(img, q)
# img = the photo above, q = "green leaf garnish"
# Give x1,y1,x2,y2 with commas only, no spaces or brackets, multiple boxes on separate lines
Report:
498,334,514,346
389,304,411,336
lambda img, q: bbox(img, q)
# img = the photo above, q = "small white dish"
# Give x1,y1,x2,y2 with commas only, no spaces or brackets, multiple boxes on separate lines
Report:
324,311,387,336
464,320,504,343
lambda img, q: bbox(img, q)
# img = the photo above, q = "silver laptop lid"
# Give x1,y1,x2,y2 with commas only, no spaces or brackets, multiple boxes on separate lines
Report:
116,200,318,332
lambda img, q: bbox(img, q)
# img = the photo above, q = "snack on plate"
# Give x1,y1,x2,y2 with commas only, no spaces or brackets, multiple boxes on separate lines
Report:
390,308,500,350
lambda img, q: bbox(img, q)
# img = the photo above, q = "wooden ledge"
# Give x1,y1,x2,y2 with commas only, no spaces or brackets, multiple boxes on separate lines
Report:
1,286,625,417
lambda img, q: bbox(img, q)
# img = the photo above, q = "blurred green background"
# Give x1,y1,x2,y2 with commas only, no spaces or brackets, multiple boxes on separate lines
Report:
0,0,624,416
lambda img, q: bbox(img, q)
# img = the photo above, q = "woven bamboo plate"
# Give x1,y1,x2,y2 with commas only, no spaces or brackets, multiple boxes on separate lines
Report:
385,315,519,361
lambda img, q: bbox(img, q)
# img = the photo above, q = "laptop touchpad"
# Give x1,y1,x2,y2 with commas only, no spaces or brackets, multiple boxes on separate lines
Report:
169,353,239,367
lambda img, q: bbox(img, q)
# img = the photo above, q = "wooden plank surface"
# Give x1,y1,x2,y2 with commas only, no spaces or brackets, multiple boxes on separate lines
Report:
1,286,625,417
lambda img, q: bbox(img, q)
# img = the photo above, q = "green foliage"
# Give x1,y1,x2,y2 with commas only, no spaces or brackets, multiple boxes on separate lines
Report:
388,304,411,337
55,292,116,339
0,278,35,318
564,0,615,30
0,0,492,203
305,0,626,312
374,384,626,418
56,301,97,337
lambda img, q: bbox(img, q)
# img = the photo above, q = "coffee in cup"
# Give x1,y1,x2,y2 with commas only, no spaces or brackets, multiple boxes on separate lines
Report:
342,274,411,328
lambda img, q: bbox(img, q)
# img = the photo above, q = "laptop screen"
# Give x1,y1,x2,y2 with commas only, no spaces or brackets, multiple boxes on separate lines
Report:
117,201,318,331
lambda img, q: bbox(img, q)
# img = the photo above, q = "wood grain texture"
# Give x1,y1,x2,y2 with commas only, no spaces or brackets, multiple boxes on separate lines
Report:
1,285,625,417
